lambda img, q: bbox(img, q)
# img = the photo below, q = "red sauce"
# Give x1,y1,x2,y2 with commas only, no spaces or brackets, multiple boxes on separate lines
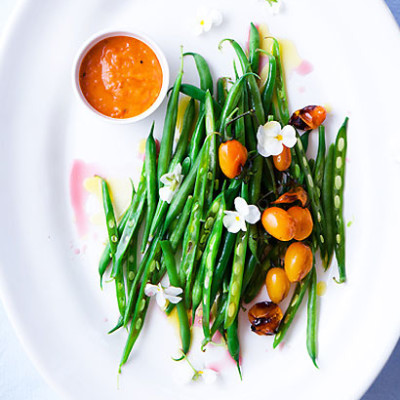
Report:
79,36,163,119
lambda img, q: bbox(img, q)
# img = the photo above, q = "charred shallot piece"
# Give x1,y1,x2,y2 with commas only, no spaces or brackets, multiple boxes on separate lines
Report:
272,186,308,207
289,105,326,131
248,301,283,335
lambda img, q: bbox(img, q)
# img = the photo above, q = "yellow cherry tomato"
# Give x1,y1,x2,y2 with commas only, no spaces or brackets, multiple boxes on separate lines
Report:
265,267,291,304
284,242,313,283
273,145,292,172
261,207,296,241
218,140,248,179
287,206,313,241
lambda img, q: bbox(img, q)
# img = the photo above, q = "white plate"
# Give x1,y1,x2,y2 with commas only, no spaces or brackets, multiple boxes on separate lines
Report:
1,0,400,399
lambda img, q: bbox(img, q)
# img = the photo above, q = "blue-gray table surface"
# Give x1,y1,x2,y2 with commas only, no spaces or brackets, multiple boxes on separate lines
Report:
0,1,399,399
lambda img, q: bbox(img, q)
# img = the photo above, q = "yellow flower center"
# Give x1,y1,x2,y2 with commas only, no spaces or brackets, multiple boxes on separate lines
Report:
235,216,240,221
200,19,205,26
276,134,283,141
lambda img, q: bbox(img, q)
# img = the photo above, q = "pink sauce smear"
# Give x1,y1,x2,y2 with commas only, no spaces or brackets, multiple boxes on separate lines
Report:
69,159,99,237
295,60,313,75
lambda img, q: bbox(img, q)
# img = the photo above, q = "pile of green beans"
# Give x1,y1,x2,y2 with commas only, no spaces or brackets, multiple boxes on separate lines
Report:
96,23,348,377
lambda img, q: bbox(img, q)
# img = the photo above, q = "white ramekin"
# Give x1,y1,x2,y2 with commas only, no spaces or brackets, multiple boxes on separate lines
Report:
73,29,169,124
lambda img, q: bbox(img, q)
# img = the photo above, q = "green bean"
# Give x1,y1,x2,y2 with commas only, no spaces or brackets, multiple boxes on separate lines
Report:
98,186,134,287
268,37,290,125
273,270,313,348
258,50,276,116
126,237,137,293
160,241,191,354
224,205,249,327
313,125,326,197
333,118,348,283
241,253,258,295
163,136,210,233
219,74,252,138
301,130,311,153
147,100,195,243
249,22,260,73
204,91,217,211
210,231,237,304
99,177,127,320
294,134,327,265
307,265,318,368
188,112,205,163
220,39,265,125
141,123,158,252
202,195,226,340
191,257,205,321
112,167,146,278
168,196,193,250
227,316,242,379
123,236,160,326
157,52,184,182
217,77,228,108
179,84,222,114
184,52,213,94
322,144,335,270
243,256,271,304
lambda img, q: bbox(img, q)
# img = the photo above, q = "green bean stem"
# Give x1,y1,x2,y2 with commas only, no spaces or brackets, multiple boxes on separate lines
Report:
183,52,213,94
249,22,260,74
227,316,242,379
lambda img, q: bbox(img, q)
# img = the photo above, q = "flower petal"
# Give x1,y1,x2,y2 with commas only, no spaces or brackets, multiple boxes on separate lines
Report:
165,294,182,304
164,286,183,296
263,121,282,138
144,283,158,297
264,137,284,156
155,292,167,309
159,186,174,203
245,205,261,224
223,211,242,233
281,125,297,148
234,197,249,217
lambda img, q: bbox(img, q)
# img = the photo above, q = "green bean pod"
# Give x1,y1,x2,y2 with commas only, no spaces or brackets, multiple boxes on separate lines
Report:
160,241,191,354
313,125,326,197
259,50,277,116
202,196,226,340
243,256,271,304
157,53,184,182
307,265,318,368
294,134,327,265
220,39,265,125
98,185,134,287
227,316,242,379
241,253,258,296
141,123,158,252
188,112,205,163
112,168,146,278
249,22,260,73
168,196,193,250
273,270,313,348
126,237,137,293
322,144,335,269
333,118,348,283
184,52,213,94
147,100,195,243
99,177,127,318
179,84,222,114
217,77,228,108
269,37,290,125
210,231,237,304
224,224,249,328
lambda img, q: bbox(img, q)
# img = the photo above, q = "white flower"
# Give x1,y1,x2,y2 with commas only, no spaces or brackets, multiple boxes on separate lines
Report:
223,197,261,233
257,121,296,157
144,283,183,309
159,163,184,204
193,7,223,36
